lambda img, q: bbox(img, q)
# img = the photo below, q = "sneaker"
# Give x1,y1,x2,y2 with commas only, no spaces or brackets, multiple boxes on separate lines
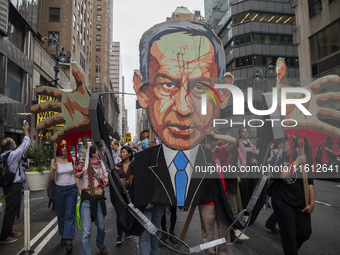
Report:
10,232,22,237
60,237,67,246
125,234,132,239
0,237,18,244
116,236,123,246
230,231,242,244
100,247,108,255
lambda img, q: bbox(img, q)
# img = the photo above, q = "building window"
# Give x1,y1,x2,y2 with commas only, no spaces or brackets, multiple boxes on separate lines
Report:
96,66,101,73
96,45,101,51
90,20,92,28
6,61,23,102
7,18,25,52
89,69,91,80
97,15,101,21
309,0,322,18
74,0,76,7
80,52,85,70
87,29,89,39
49,8,60,22
95,77,100,83
232,12,296,26
96,35,101,41
73,14,76,28
73,37,75,52
96,24,101,31
97,5,102,11
310,20,340,76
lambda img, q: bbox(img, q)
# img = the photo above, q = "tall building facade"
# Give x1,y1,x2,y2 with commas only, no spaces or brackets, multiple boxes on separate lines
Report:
109,41,120,98
205,0,299,143
0,1,38,143
292,0,340,85
91,0,112,93
38,0,93,90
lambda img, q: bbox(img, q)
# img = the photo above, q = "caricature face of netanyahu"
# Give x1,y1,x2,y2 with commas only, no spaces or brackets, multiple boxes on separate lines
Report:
134,21,230,150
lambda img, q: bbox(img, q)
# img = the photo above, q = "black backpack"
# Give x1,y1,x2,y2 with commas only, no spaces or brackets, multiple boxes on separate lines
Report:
0,152,16,187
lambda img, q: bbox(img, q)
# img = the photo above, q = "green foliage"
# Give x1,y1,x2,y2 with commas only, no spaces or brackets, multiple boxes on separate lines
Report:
26,166,49,173
28,143,51,172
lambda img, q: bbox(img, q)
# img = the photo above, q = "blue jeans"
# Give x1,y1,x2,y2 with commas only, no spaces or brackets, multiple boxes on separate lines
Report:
81,200,105,255
54,183,78,239
139,205,165,255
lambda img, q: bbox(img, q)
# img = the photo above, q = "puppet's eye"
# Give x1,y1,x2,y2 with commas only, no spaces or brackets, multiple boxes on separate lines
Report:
162,83,176,89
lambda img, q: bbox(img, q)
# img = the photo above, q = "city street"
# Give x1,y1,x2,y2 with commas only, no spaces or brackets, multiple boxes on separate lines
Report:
0,179,339,255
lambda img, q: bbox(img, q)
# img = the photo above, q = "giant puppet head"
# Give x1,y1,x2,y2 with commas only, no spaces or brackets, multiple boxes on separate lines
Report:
133,20,231,150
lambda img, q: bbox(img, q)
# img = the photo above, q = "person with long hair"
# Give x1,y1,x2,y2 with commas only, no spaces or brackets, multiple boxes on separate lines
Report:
74,144,109,255
113,146,133,245
50,140,80,253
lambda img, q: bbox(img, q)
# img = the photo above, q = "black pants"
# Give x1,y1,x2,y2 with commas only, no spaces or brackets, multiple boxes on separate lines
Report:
161,206,177,231
0,183,22,240
272,197,311,255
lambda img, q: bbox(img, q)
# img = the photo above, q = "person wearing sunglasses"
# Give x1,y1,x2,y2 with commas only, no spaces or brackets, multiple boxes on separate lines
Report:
50,140,80,253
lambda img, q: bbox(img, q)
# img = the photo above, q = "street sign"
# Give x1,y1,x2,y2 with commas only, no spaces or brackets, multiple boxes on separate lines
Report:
125,133,131,142
120,137,125,145
36,95,64,130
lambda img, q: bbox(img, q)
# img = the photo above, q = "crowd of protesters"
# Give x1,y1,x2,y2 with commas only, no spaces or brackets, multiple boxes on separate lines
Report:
0,125,314,255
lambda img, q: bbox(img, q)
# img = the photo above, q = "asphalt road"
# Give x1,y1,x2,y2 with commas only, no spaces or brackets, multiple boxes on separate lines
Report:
0,179,339,255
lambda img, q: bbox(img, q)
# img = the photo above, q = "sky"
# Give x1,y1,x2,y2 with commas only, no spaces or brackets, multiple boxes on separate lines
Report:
113,0,205,139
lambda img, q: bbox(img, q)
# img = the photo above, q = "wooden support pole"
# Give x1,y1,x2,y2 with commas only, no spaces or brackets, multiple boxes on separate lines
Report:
176,205,196,249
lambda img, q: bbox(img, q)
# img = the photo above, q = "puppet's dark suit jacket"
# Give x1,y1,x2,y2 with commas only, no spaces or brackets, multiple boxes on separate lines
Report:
132,144,215,208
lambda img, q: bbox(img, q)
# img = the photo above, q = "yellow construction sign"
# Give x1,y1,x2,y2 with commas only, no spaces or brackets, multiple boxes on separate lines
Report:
125,133,131,143
120,137,125,145
36,95,64,130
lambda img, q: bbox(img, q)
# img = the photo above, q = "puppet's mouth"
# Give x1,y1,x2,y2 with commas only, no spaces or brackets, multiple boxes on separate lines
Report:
167,124,196,137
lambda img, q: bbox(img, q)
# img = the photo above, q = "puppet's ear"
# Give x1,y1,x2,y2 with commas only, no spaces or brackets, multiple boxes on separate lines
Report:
133,70,148,108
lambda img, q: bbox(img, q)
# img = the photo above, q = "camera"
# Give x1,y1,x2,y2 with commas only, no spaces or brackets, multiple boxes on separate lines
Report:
23,120,28,126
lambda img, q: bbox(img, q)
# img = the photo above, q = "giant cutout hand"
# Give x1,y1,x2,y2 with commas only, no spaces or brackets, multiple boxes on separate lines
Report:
275,57,340,162
31,62,91,142
276,57,340,137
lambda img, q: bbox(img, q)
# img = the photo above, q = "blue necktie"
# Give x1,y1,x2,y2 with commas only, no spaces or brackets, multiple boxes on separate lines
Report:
174,151,188,206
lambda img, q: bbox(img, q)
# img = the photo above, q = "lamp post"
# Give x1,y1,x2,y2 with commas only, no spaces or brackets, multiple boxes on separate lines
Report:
254,62,275,93
48,32,67,88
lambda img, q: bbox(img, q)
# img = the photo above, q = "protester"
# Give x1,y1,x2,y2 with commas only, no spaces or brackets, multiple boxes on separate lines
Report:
22,159,29,170
159,206,178,247
271,133,315,255
129,129,165,255
237,127,258,222
224,142,243,243
0,122,30,244
50,140,80,252
74,144,109,255
113,146,133,245
198,127,236,254
111,140,121,164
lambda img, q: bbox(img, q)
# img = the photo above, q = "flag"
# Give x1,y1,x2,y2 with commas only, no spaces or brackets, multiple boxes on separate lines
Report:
96,49,101,64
